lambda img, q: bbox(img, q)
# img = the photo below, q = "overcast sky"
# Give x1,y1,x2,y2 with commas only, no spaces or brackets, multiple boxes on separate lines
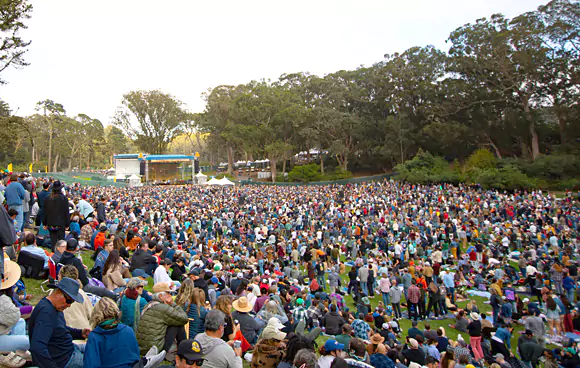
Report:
1,0,546,124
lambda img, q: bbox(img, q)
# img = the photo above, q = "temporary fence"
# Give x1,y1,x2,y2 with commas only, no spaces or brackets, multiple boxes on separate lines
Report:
237,173,393,186
31,172,127,188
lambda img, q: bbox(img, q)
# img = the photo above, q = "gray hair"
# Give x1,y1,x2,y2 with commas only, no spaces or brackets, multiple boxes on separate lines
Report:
205,309,225,332
152,292,169,302
55,240,66,248
293,349,318,368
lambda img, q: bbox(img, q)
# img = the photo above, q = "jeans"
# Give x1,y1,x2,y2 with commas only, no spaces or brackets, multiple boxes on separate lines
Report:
8,204,22,232
382,292,390,307
360,281,368,296
0,319,29,352
409,302,419,321
84,284,116,300
566,288,575,303
65,343,85,368
22,211,30,231
447,287,455,304
392,302,401,319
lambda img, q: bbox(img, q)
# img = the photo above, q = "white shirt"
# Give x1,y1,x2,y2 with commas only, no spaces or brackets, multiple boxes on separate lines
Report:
154,265,173,288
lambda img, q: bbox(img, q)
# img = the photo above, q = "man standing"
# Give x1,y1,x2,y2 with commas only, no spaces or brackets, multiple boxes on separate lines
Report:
4,174,25,232
407,280,421,321
96,196,107,224
36,182,51,227
29,277,90,368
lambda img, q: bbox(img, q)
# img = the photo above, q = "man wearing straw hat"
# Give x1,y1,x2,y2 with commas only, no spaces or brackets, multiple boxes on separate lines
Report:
232,296,264,345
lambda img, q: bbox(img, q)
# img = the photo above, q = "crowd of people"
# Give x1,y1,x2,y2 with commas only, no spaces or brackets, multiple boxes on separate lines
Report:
0,171,579,368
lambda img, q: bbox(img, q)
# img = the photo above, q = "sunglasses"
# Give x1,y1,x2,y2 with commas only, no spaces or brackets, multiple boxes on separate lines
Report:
63,294,75,305
178,356,204,366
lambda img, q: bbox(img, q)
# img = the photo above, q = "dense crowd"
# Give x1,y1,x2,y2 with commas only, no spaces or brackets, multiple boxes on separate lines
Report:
0,171,579,368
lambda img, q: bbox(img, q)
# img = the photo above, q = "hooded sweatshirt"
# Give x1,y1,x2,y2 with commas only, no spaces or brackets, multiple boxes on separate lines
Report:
194,332,243,368
83,324,141,368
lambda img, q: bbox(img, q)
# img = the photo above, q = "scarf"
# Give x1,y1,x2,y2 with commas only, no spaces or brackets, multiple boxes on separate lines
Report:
99,318,120,330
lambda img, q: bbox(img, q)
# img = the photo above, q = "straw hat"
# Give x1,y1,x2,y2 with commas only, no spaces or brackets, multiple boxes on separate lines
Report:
1,260,21,290
232,296,253,313
470,312,480,321
370,333,385,344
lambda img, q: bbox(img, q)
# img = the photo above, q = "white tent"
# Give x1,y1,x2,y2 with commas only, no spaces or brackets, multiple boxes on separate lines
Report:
115,174,126,180
205,178,222,185
194,172,207,185
128,174,142,187
217,177,235,186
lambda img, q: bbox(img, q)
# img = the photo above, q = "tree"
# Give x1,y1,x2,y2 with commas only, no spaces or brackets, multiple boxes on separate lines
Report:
0,0,32,84
114,90,188,154
35,100,65,172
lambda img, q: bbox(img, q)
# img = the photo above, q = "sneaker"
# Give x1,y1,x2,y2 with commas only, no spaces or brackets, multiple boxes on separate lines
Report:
145,345,158,359
144,350,166,368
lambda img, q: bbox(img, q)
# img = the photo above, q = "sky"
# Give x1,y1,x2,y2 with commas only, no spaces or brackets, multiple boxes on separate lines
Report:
1,0,547,125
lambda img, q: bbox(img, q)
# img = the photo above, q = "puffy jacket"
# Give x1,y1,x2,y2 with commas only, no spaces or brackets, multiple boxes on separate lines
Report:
0,295,20,335
83,324,140,368
136,301,188,355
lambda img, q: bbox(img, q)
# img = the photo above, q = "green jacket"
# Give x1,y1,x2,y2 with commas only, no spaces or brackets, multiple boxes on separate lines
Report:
136,301,188,355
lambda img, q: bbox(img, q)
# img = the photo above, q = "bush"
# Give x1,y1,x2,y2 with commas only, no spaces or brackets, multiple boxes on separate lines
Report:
465,149,497,170
470,165,536,190
394,150,459,184
288,164,322,182
518,154,580,181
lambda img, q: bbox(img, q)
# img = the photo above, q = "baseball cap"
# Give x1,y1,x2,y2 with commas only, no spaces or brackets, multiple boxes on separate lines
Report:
323,339,345,352
296,298,304,305
494,353,505,360
267,317,285,330
126,277,148,289
210,276,219,284
152,282,171,293
176,339,204,361
237,272,243,278
188,269,200,276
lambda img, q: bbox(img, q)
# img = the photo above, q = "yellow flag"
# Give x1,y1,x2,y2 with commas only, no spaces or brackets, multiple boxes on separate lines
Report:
7,163,12,172
45,166,48,173
29,163,33,173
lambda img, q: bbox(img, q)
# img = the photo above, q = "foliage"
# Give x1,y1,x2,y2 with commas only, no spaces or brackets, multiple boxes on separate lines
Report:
469,165,537,190
0,0,32,84
465,149,497,171
394,150,460,184
114,90,189,154
288,164,322,182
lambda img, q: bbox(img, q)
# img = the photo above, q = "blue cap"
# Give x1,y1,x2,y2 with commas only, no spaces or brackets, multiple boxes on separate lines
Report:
323,339,345,352
210,276,219,284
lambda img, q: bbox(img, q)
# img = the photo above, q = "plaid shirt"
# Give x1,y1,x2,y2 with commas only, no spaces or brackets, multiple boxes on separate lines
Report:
352,318,371,340
292,306,307,324
306,306,322,322
408,285,421,304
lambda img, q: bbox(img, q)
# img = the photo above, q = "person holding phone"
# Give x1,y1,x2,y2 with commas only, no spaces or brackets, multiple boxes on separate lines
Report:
195,310,243,368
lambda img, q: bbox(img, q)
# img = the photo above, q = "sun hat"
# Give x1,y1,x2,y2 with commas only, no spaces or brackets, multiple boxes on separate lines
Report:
470,312,480,321
0,260,21,290
152,282,171,293
323,339,345,352
127,277,148,289
232,296,253,312
409,338,419,349
49,277,83,303
371,333,385,344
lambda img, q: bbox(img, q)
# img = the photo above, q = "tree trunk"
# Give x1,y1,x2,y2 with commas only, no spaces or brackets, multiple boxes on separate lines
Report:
485,134,502,160
282,159,287,175
270,158,277,182
556,110,566,145
522,95,539,160
226,143,234,175
53,153,59,172
31,139,35,165
320,156,324,174
48,120,53,172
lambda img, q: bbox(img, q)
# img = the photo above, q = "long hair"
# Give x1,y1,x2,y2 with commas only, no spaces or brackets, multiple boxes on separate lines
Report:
175,279,196,312
192,288,206,316
282,333,315,363
547,296,557,311
90,297,120,328
103,250,120,275
113,237,124,251
216,295,233,320
441,350,455,368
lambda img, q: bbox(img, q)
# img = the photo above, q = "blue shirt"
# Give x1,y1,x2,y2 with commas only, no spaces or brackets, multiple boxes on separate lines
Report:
4,181,25,207
21,245,50,269
494,327,512,349
83,324,140,368
29,297,83,368
443,273,455,288
94,249,109,272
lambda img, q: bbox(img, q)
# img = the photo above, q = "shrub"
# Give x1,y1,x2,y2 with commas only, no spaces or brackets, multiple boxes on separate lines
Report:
288,164,322,182
470,165,536,190
394,150,459,184
465,149,497,170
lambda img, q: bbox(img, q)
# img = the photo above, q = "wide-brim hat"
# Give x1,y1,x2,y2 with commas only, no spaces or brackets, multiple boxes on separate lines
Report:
1,260,21,290
371,333,385,344
49,277,83,303
470,312,480,321
232,296,253,312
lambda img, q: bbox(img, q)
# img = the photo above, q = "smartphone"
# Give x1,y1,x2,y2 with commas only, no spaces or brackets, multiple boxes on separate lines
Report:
234,340,241,349
235,319,239,325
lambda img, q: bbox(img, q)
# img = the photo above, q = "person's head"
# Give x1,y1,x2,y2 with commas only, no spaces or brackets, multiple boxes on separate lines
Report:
425,323,431,331
176,279,196,306
215,295,233,316
103,239,114,253
349,338,367,359
175,339,204,368
126,277,147,298
65,239,79,253
293,348,318,368
154,291,173,304
103,250,121,274
412,320,418,327
342,324,353,335
7,209,17,219
59,264,79,282
283,333,315,363
55,239,67,254
90,297,120,328
494,353,505,363
47,277,82,312
23,232,35,246
204,310,225,337
425,356,438,368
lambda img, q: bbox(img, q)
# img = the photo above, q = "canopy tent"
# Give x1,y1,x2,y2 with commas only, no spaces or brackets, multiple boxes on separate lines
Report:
217,177,235,186
194,172,207,185
115,174,126,180
205,178,222,185
127,174,142,187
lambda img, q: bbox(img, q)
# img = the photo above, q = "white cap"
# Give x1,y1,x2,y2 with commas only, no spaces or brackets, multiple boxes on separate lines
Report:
237,272,243,278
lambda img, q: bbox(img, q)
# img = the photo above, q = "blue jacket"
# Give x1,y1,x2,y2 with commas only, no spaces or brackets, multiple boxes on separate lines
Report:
83,324,140,368
120,296,147,330
563,276,575,291
5,182,25,206
185,303,208,338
